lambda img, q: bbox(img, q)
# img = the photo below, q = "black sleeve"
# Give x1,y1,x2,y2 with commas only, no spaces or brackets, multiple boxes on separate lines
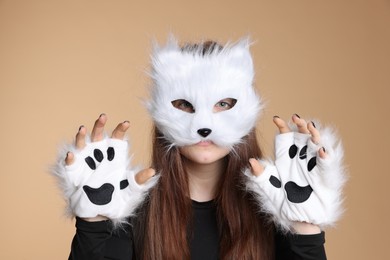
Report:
275,230,327,260
68,217,134,260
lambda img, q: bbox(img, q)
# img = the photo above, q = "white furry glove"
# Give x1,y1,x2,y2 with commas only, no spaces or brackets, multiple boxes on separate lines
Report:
245,119,347,232
52,137,157,222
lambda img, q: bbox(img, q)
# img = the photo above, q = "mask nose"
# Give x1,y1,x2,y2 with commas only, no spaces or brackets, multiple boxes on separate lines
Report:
197,128,212,138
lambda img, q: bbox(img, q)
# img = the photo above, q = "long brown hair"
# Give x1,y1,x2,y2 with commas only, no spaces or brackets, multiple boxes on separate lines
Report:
133,127,274,259
133,40,274,259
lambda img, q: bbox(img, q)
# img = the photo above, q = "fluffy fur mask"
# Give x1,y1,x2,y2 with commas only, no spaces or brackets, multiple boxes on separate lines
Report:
147,36,263,149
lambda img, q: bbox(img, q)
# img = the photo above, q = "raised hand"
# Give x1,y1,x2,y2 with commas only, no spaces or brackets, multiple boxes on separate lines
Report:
52,114,158,224
246,114,347,232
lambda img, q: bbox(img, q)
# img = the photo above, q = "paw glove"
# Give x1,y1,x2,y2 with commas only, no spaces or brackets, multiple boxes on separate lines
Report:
52,137,158,223
245,124,347,232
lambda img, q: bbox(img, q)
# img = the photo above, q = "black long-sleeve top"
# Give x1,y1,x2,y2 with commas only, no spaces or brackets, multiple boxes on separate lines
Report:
69,200,326,260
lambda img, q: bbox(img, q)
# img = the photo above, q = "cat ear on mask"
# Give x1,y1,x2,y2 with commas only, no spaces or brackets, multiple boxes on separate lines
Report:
151,33,179,53
150,37,184,81
223,37,254,77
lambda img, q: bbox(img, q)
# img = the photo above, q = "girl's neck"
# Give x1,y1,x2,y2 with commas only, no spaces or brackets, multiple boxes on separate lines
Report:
184,157,225,202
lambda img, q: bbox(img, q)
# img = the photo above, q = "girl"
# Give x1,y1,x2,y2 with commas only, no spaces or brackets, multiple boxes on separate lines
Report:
54,38,346,259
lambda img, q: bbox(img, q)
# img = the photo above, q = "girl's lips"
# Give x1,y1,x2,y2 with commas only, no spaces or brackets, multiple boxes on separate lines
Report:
196,140,213,146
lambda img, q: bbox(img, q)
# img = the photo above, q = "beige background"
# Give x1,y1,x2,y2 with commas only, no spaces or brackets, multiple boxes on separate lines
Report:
0,0,389,259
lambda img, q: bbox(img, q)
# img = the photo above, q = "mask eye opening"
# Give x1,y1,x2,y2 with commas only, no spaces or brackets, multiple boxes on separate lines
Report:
171,99,195,113
214,98,237,113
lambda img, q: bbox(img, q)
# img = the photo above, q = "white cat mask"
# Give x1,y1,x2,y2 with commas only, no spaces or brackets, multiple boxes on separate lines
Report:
147,37,263,148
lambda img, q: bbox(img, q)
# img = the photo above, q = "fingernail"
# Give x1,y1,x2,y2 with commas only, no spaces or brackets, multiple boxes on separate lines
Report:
78,125,84,131
294,113,301,118
273,115,280,119
311,121,316,128
123,120,130,124
99,113,106,118
322,147,326,153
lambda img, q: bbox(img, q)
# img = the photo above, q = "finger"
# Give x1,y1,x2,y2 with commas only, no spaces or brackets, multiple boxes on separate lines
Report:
111,121,130,140
308,121,321,144
319,147,327,159
249,158,264,177
292,114,310,134
273,116,291,133
135,168,156,185
65,152,75,166
75,125,87,149
91,113,107,142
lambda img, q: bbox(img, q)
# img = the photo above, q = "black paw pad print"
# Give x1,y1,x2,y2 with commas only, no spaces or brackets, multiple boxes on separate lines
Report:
83,183,114,205
269,144,316,204
289,144,317,171
85,147,115,170
82,147,129,206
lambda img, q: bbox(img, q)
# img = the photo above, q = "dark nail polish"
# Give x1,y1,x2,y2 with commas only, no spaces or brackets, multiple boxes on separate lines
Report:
294,113,301,118
322,147,326,153
311,121,316,128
